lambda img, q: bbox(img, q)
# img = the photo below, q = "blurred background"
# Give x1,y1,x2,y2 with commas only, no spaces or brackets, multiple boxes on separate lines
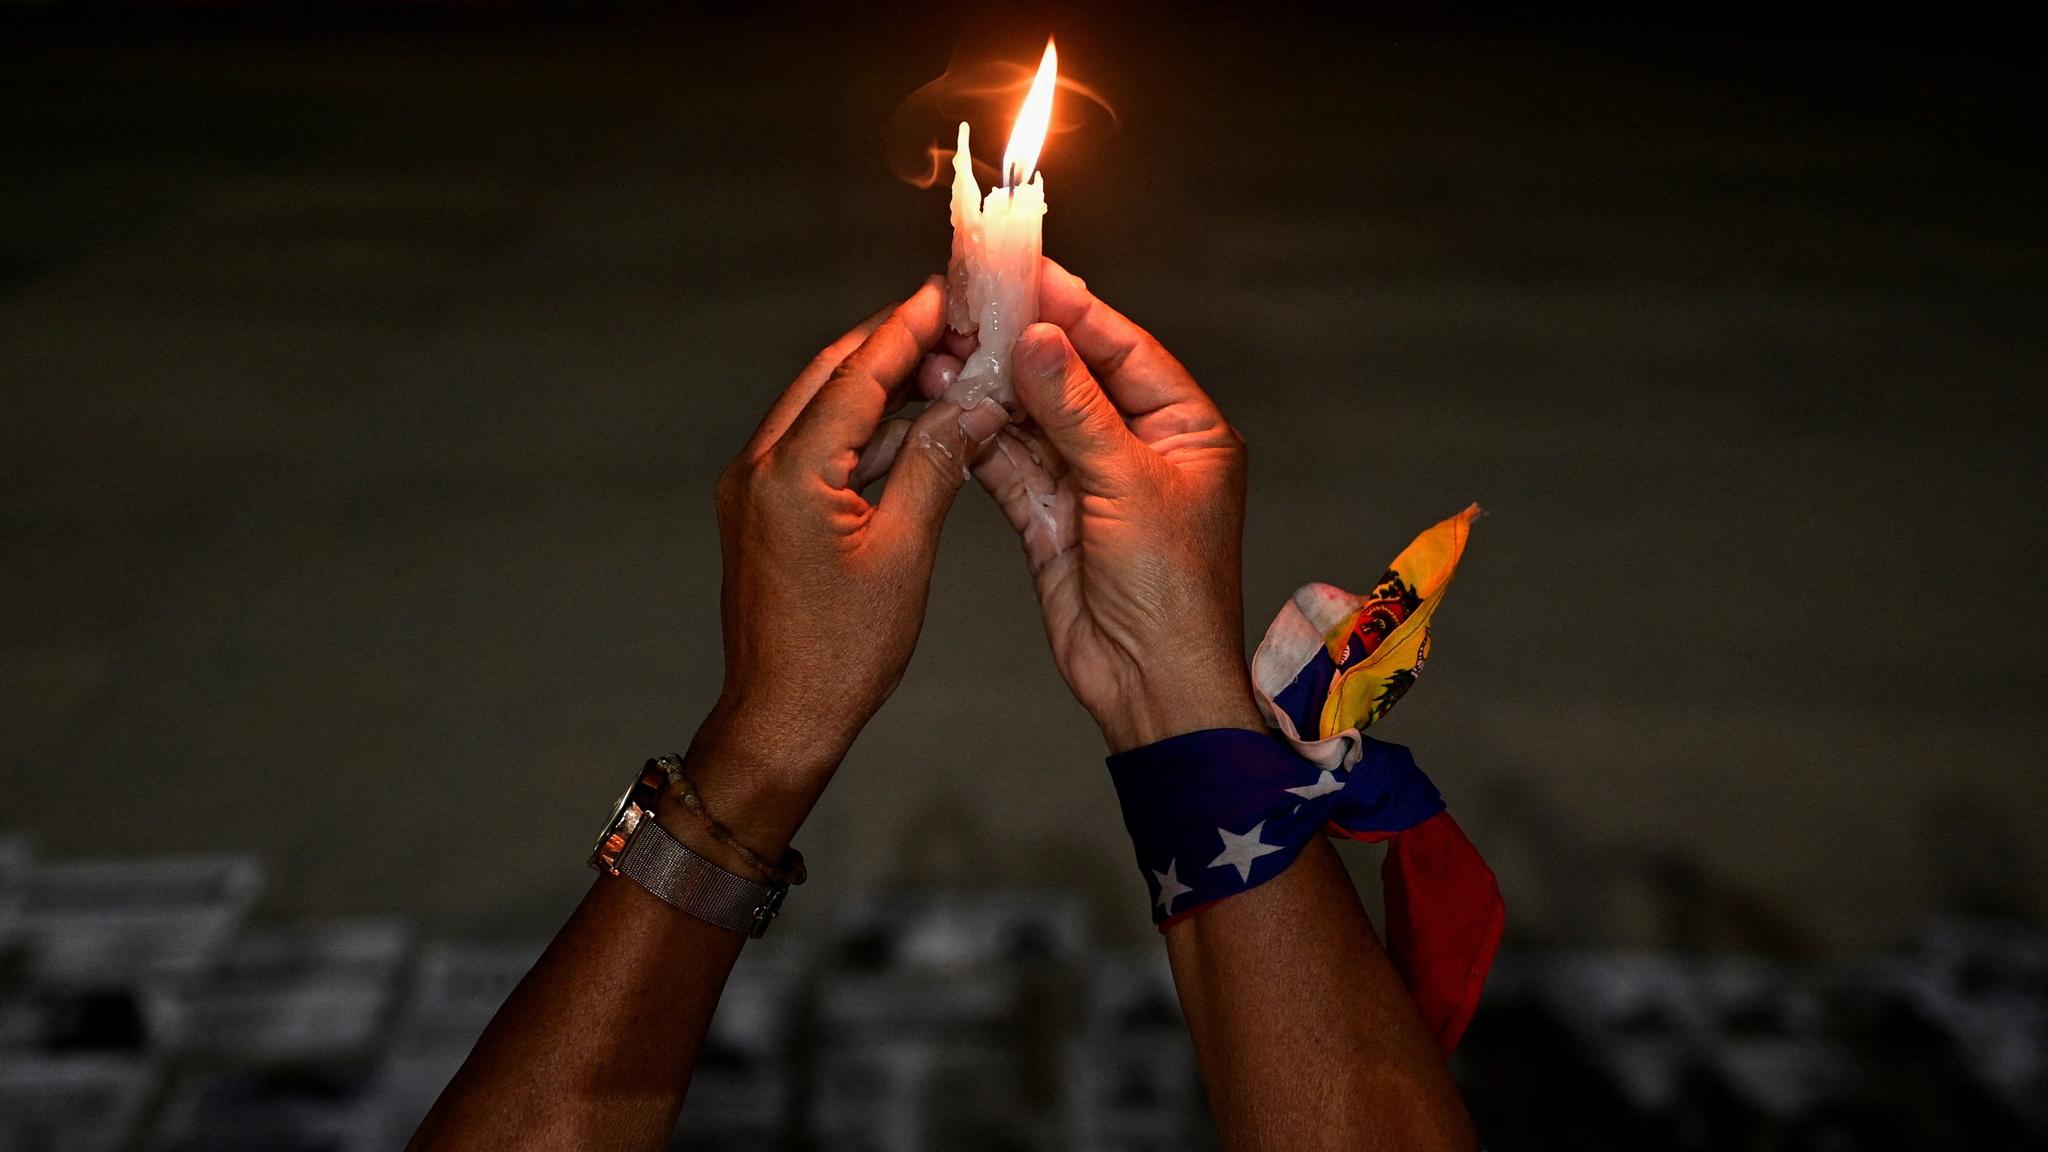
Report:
2,2,2044,1149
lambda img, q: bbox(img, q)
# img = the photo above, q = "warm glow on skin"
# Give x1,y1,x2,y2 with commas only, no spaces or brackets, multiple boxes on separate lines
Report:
1002,39,1058,188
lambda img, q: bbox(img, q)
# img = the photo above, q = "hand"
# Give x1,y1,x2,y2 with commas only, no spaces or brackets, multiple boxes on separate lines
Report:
933,261,1267,752
691,278,1010,844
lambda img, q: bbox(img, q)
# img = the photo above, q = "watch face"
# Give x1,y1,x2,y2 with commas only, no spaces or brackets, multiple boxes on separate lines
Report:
596,785,632,847
591,764,668,873
593,806,637,873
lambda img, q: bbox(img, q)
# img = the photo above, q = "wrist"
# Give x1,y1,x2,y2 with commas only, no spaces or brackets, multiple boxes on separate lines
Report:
648,789,781,884
1099,665,1266,754
698,687,860,775
682,703,844,858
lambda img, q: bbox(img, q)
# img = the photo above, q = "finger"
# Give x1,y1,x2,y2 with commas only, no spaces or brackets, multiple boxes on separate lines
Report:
850,417,913,491
780,279,947,483
971,423,1078,575
1037,258,1224,435
1006,416,1070,483
742,303,894,460
942,328,977,361
874,395,1010,546
916,352,964,401
1011,323,1153,493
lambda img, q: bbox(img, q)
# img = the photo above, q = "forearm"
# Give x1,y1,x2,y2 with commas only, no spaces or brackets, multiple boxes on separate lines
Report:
1163,838,1477,1152
407,720,827,1152
406,861,744,1150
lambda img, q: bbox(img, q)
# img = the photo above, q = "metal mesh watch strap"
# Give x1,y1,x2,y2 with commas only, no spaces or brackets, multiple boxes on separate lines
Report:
616,816,787,937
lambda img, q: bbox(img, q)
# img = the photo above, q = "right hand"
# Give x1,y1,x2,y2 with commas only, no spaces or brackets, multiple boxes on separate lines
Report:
931,260,1267,752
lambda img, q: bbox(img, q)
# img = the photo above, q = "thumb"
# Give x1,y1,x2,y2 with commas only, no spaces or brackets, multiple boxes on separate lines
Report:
874,394,1010,545
1012,323,1147,491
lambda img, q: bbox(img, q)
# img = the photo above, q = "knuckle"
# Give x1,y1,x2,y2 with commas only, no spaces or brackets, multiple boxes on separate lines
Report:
716,455,768,507
762,445,808,484
822,358,863,391
858,316,909,361
803,348,840,379
1077,386,1124,434
1096,337,1137,379
1060,367,1102,414
714,459,745,504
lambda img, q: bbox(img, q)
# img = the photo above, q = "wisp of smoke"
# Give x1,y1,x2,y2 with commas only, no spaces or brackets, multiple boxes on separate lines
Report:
884,51,1117,190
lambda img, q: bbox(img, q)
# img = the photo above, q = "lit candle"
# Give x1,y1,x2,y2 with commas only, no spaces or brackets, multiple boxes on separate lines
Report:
945,39,1058,410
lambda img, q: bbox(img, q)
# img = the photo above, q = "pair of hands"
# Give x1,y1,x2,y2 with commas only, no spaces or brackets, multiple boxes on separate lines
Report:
418,261,1480,1152
689,260,1265,848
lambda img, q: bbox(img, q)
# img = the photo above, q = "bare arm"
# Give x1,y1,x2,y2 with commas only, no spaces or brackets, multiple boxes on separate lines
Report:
402,789,753,1150
408,278,1003,1150
1165,839,1475,1150
955,259,1477,1150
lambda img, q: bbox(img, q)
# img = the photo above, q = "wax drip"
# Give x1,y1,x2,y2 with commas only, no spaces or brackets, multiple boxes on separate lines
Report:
918,429,977,482
993,432,1071,570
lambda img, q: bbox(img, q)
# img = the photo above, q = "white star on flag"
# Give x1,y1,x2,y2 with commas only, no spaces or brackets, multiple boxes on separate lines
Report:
1285,769,1344,801
1152,860,1194,915
1209,821,1283,884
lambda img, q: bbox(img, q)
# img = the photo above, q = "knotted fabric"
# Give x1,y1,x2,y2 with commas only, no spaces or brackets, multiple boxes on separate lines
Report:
1107,506,1503,1052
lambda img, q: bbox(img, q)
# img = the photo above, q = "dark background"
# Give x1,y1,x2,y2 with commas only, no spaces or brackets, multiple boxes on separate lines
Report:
7,1,2043,947
2,2,2044,1146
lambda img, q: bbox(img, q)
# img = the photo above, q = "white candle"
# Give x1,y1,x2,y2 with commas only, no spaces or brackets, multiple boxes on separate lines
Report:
945,40,1057,410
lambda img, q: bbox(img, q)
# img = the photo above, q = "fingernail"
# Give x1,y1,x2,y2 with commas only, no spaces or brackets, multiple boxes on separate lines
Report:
1021,328,1065,377
958,398,1009,446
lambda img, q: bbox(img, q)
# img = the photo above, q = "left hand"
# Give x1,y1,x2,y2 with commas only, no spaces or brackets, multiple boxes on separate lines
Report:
688,278,1008,847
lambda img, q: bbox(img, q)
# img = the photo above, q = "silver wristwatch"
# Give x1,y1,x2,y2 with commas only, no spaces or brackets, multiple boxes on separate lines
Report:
590,761,787,937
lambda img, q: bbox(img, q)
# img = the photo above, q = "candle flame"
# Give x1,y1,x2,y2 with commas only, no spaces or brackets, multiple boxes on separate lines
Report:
884,44,1112,191
1001,39,1058,187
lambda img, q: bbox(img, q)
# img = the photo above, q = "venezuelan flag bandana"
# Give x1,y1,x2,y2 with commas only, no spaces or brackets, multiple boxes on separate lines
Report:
1107,505,1503,1052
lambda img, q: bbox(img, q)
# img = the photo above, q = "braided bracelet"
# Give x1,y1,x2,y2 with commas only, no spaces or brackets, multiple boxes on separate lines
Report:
652,754,808,887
